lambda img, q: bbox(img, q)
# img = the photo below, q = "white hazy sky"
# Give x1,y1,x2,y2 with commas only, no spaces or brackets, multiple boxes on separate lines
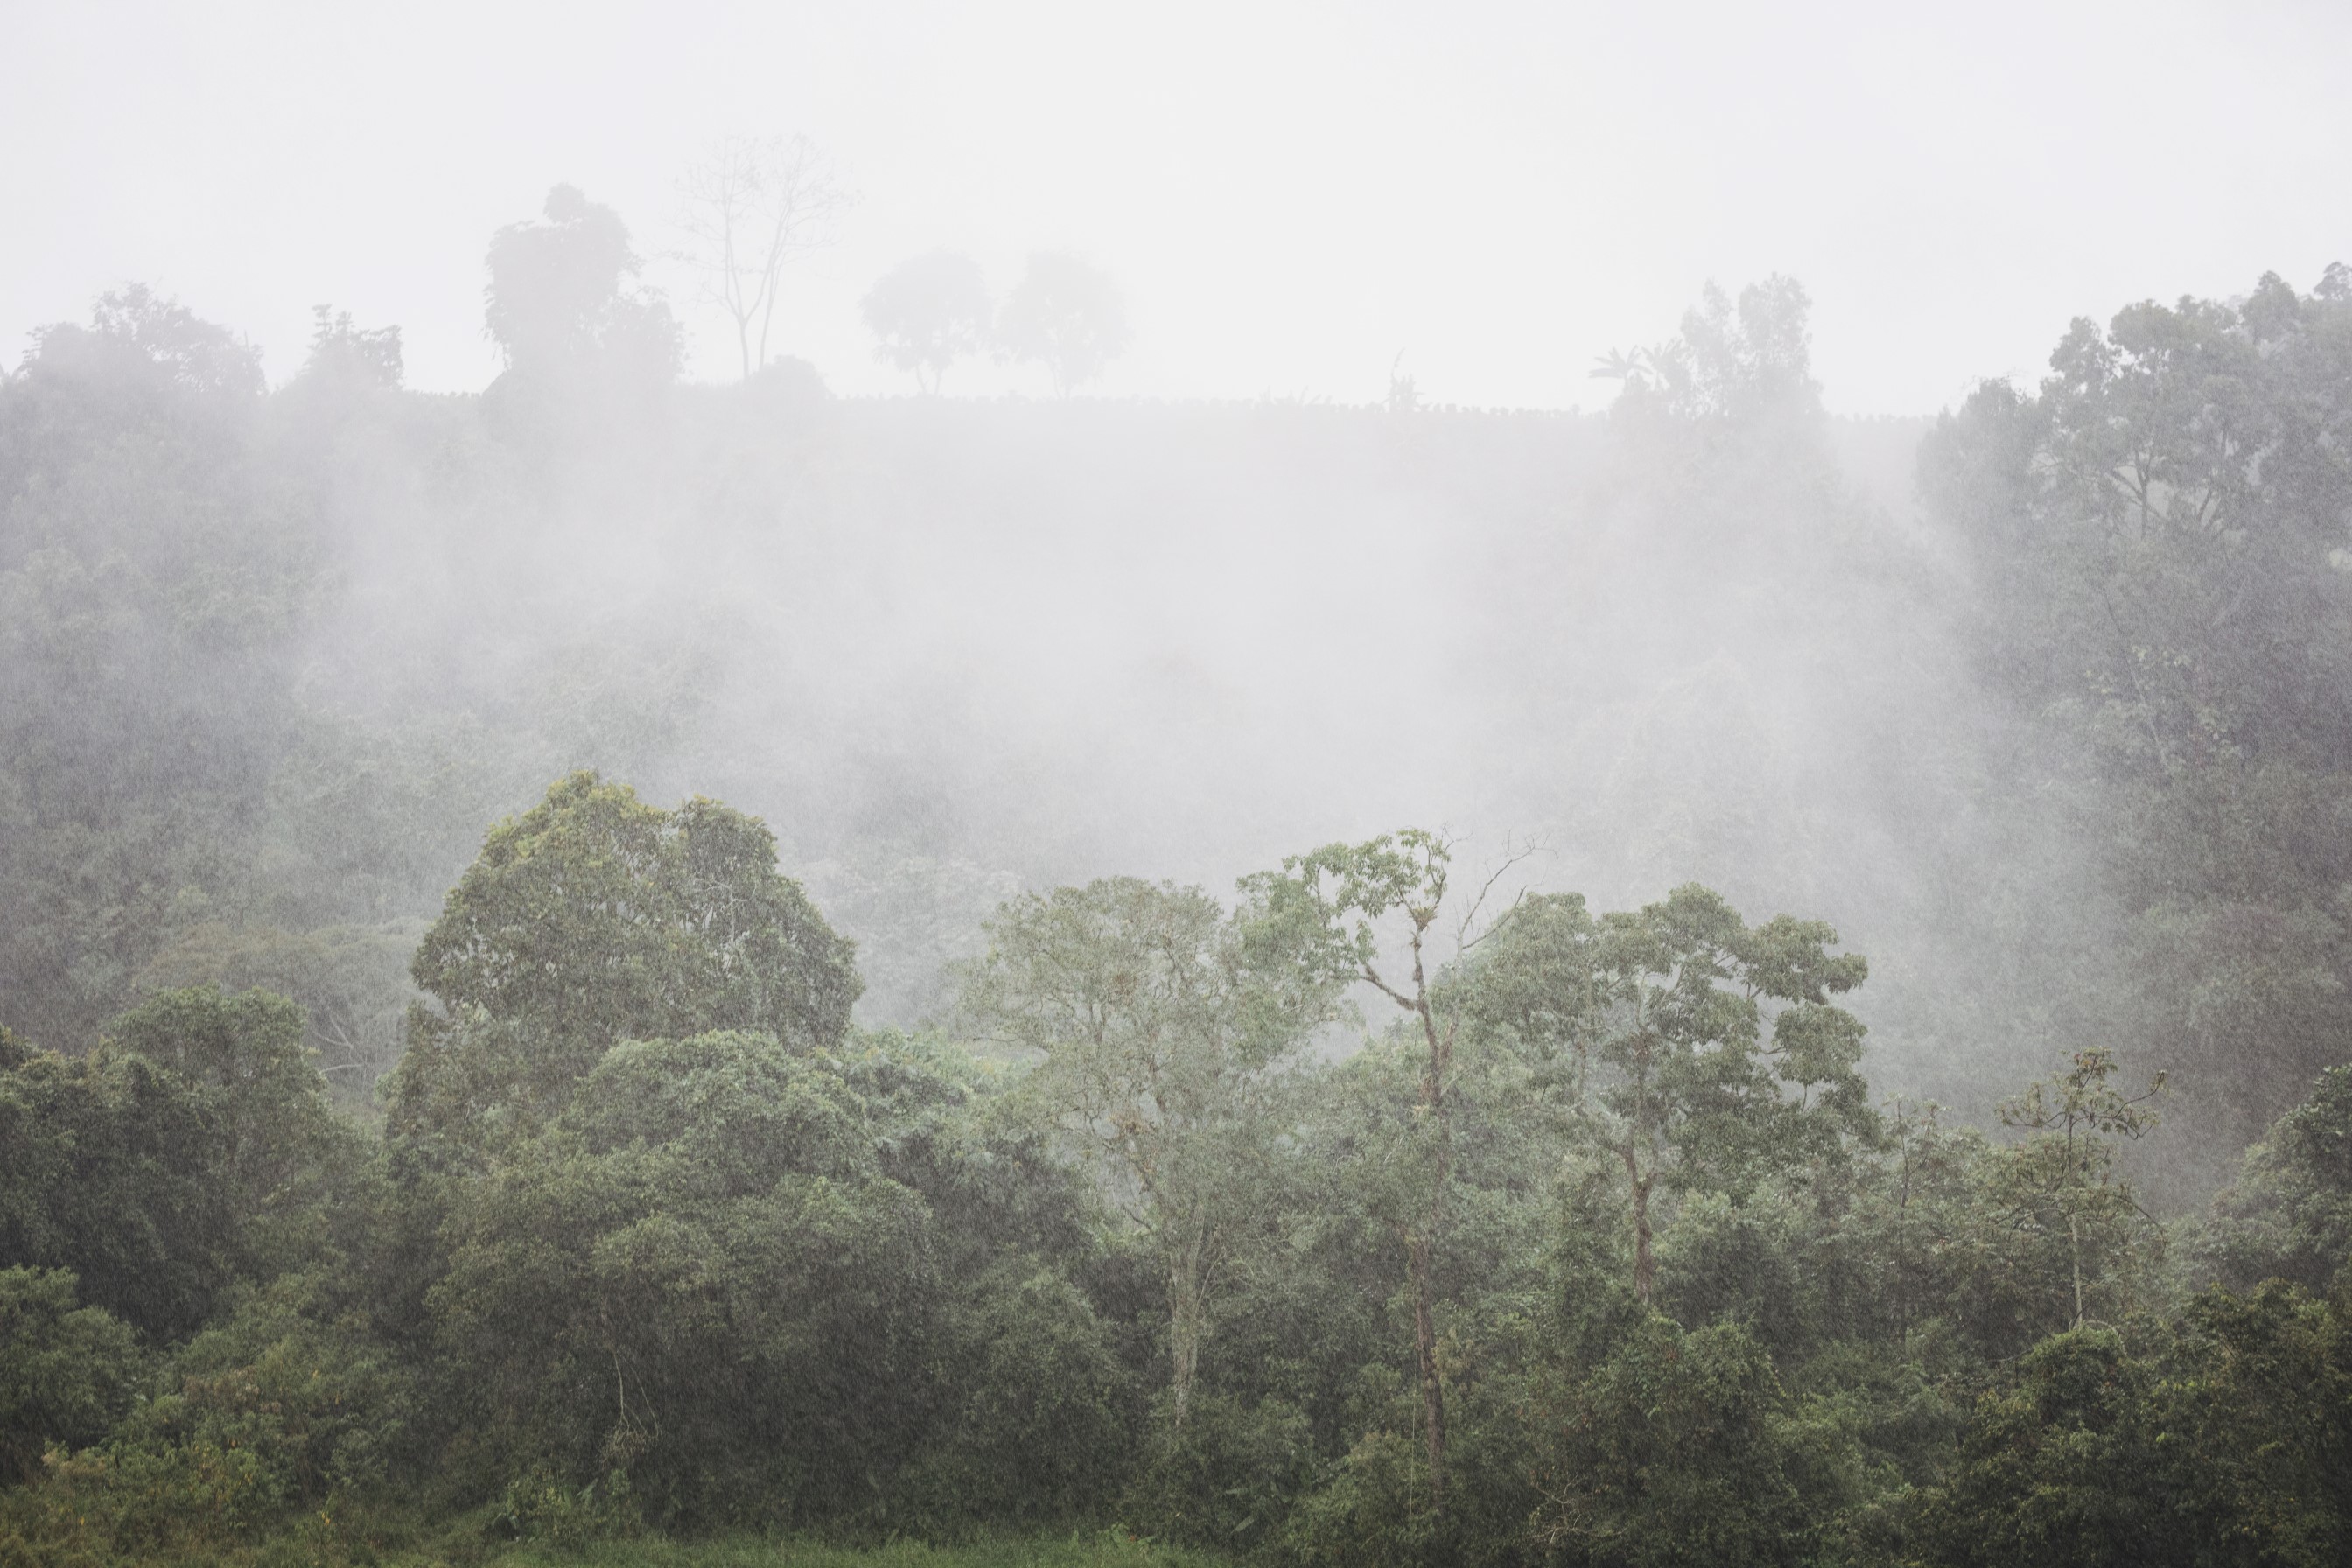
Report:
4,0,2347,412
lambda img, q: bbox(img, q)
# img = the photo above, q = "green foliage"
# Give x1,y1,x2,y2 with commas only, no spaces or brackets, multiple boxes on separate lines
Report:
1900,1283,2352,1568
0,1040,222,1337
2196,1064,2352,1294
0,1269,141,1485
389,773,859,1163
108,988,355,1270
0,988,356,1339
905,1263,1135,1530
1465,882,1874,1307
2162,1282,2352,1566
1922,269,2352,1152
487,1535,1234,1568
495,1467,641,1546
9,251,2352,1568
1987,1046,2166,1333
134,921,422,1101
425,1030,948,1524
1816,1101,2028,1358
0,1279,412,1563
1271,1431,1440,1568
1531,1316,1817,1568
1908,1326,2167,1568
413,774,858,1050
963,877,1340,1427
0,286,312,1053
1238,830,1473,1503
1118,1393,1312,1554
5,798,2352,1568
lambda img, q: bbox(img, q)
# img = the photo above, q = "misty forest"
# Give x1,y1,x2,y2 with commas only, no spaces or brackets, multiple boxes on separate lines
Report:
4,174,2352,1568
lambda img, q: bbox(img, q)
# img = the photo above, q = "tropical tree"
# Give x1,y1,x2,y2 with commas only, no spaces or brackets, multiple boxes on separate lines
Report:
2198,1063,2352,1294
106,986,351,1265
1990,1045,2165,1331
1920,266,2352,1147
1532,1316,1816,1568
427,1031,936,1521
0,288,304,1053
962,876,1338,1427
295,305,403,393
482,185,681,430
387,772,859,1163
676,133,853,378
1589,275,1820,425
1908,1326,2171,1568
862,249,990,393
996,251,1129,393
0,1266,142,1484
1239,830,1515,1502
1469,883,1873,1306
133,920,422,1100
0,990,350,1338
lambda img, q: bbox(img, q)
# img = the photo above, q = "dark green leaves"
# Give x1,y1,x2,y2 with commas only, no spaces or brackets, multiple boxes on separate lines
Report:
391,773,859,1157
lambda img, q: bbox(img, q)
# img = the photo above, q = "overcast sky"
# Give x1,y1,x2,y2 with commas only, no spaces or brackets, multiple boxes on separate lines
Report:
5,0,2346,412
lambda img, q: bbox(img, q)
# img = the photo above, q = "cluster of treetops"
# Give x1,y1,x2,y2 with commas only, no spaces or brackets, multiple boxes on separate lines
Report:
4,193,2352,1563
2,766,2348,1567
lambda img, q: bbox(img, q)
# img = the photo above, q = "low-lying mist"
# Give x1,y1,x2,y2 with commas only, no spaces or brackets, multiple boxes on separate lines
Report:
8,219,2345,1212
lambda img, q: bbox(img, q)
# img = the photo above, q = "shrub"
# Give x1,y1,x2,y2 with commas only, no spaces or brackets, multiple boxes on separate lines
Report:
1118,1393,1312,1553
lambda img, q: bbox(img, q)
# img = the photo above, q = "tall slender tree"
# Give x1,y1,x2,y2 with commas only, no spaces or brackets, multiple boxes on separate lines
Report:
676,134,852,378
962,877,1336,1427
1242,830,1519,1505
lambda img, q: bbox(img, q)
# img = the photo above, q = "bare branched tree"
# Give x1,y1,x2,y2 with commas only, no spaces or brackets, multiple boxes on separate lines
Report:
676,133,854,378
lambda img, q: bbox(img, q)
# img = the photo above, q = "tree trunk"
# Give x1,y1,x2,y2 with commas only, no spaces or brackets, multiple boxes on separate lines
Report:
1624,1150,1656,1306
1168,1231,1209,1428
2069,1212,2083,1329
1410,949,1453,1506
1408,1230,1447,1502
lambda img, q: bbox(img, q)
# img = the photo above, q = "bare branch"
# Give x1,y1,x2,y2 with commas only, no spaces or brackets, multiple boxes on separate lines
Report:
1453,830,1548,958
676,133,856,378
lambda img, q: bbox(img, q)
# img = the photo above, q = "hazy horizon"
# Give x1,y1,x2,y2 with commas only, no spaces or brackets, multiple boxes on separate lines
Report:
7,0,2348,412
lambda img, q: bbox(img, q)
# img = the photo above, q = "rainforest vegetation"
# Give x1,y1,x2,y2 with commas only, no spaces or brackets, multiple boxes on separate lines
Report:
3,191,2350,1566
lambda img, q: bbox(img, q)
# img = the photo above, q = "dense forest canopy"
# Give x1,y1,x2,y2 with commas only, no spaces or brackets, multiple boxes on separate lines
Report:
3,188,2350,1567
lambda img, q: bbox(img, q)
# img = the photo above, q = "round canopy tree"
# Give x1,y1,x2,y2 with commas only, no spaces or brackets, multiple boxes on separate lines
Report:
388,773,859,1159
861,248,990,393
997,251,1129,394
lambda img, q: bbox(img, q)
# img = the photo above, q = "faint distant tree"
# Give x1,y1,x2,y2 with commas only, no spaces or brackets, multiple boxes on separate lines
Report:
995,251,1129,393
25,284,265,403
135,920,421,1097
862,249,990,393
1590,276,1819,423
1587,345,1652,387
484,185,681,412
1386,350,1420,412
676,134,854,379
298,306,402,391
